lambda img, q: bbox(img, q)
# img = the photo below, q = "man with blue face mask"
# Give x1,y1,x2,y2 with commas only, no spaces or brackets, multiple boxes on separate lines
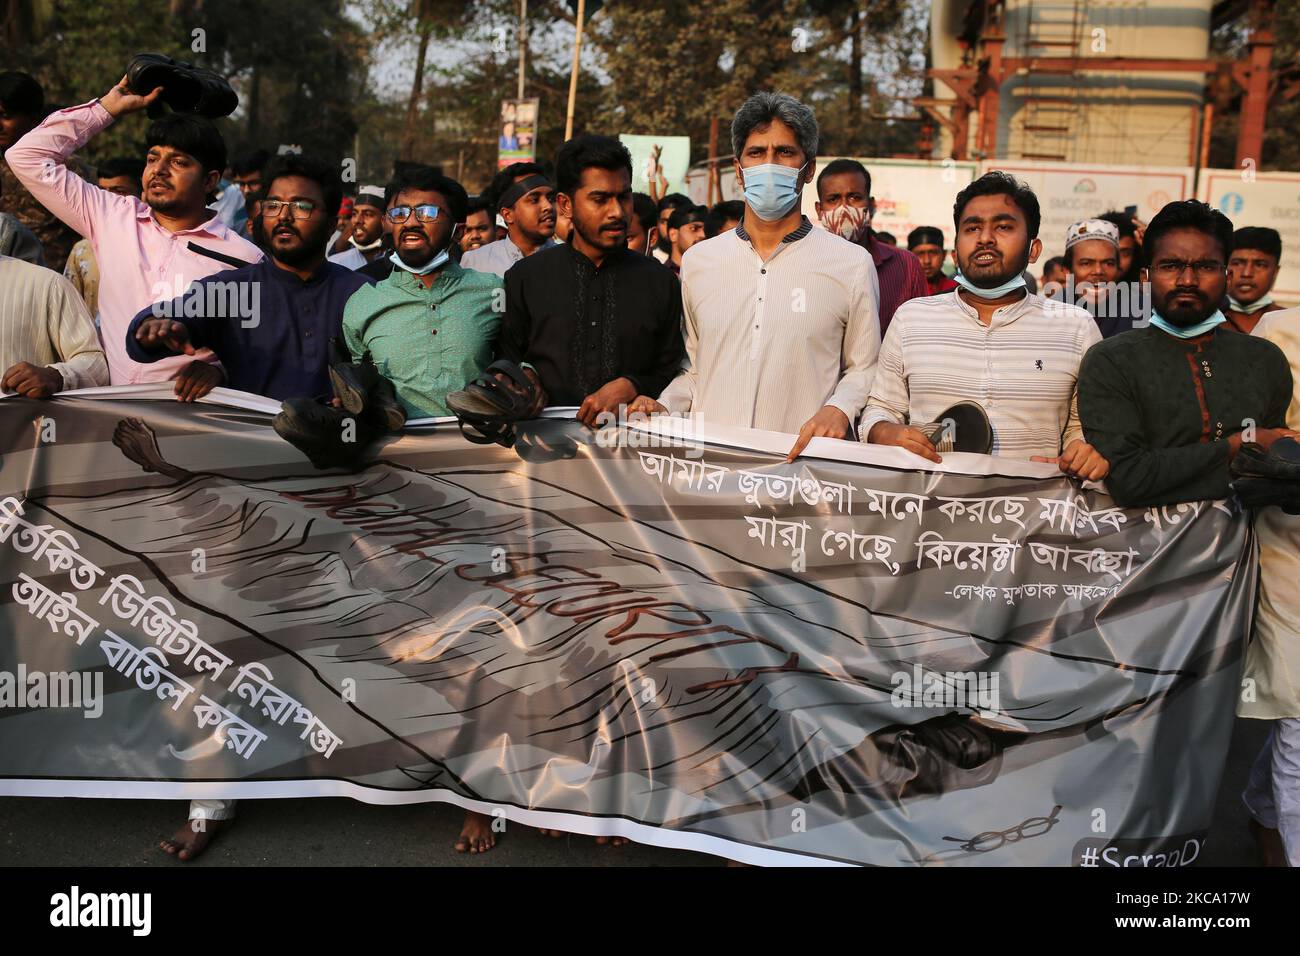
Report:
862,171,1109,478
633,91,882,463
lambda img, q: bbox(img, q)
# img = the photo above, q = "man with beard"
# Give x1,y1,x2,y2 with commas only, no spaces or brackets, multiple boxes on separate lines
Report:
125,153,372,401
328,185,388,270
6,72,262,400
1078,200,1295,507
863,172,1108,479
340,163,502,855
121,152,370,862
499,134,683,431
815,159,927,333
1224,227,1286,335
341,165,500,421
460,161,557,277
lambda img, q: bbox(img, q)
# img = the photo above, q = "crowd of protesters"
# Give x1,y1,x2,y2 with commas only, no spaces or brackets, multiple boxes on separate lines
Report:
1,67,1298,867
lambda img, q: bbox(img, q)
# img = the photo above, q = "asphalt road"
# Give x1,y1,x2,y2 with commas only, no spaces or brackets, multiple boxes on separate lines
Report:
0,716,1270,867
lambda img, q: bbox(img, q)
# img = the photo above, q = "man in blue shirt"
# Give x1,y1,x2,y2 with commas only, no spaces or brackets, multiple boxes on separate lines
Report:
124,152,372,862
126,152,372,401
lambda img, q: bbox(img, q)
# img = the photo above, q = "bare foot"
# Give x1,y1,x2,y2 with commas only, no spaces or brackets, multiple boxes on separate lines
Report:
537,826,628,846
1249,817,1287,867
159,817,227,862
113,418,192,480
455,810,497,854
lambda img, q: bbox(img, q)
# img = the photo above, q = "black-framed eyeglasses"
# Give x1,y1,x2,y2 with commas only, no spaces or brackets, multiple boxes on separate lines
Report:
387,204,443,223
261,199,319,219
1153,258,1224,277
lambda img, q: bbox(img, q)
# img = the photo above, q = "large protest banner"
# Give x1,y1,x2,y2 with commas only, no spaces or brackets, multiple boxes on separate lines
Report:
0,389,1253,866
1197,168,1300,304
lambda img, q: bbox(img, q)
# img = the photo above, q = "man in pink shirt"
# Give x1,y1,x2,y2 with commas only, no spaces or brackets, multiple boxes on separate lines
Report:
6,74,263,399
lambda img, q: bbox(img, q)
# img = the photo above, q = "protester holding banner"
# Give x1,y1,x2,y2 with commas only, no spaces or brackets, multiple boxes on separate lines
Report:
862,172,1108,480
0,254,108,395
814,159,927,332
5,72,263,401
342,166,501,421
499,134,683,428
636,92,881,464
125,153,372,401
1077,200,1296,507
1239,306,1300,867
460,161,558,277
1224,228,1286,335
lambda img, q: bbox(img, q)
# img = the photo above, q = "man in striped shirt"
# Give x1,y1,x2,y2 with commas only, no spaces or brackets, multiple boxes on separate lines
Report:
862,171,1109,480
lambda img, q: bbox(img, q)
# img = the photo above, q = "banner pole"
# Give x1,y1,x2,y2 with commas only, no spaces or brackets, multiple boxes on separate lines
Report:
517,0,527,101
564,0,585,140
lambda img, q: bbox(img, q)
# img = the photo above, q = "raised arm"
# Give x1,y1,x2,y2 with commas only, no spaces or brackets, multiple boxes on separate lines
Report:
5,76,161,242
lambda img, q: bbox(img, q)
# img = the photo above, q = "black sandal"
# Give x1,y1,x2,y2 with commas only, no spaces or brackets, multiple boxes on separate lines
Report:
446,360,539,424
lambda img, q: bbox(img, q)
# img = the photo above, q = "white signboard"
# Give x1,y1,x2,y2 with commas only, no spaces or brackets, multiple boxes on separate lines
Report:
983,160,1195,271
1197,169,1300,304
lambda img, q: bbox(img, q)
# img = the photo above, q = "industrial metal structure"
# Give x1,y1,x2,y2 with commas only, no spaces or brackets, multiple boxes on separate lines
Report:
921,0,1291,168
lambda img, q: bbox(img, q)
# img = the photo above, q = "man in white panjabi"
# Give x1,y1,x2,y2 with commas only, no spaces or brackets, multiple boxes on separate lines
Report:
1241,306,1300,866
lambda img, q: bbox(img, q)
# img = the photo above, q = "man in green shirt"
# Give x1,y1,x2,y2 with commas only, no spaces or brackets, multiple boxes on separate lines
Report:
1078,200,1296,507
342,166,502,419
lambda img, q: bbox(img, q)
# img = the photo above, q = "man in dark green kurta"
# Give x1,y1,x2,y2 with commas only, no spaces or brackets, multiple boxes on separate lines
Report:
1079,200,1296,508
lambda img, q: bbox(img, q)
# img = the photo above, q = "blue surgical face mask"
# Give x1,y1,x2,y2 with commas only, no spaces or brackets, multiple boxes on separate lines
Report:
1149,309,1226,339
953,269,1027,300
741,161,808,221
1229,294,1274,314
389,247,450,276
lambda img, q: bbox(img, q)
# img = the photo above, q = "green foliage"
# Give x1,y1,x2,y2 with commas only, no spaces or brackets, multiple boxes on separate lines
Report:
3,0,929,190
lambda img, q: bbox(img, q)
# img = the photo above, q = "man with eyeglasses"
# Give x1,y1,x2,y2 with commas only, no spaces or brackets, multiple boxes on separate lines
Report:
1079,199,1296,507
337,165,501,424
126,152,372,402
460,161,557,277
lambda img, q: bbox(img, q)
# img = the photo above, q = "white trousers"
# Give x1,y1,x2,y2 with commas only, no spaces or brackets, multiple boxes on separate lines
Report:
188,799,237,822
1242,718,1300,866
